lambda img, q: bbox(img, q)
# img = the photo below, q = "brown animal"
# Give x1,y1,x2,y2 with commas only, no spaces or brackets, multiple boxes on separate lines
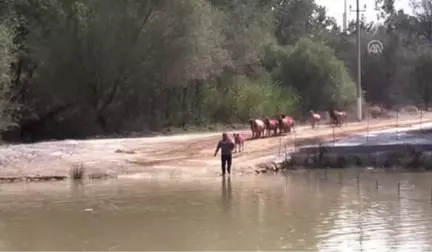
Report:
264,118,279,137
232,133,245,153
328,109,347,127
249,119,266,139
309,110,321,128
278,114,295,134
328,109,337,126
335,110,347,126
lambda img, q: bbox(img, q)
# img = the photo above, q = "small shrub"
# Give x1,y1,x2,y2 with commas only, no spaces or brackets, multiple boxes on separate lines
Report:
70,164,85,180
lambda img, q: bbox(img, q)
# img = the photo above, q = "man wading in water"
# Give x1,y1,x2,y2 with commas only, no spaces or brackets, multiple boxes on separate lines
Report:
214,133,235,176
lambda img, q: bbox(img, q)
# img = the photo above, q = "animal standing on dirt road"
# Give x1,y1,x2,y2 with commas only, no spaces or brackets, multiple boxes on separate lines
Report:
335,110,348,126
278,114,295,134
214,132,235,176
328,109,337,126
249,119,266,139
328,109,347,127
309,110,321,128
264,118,279,137
233,133,245,153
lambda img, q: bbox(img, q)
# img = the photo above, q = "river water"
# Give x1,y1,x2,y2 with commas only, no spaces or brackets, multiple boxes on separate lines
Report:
1,169,432,251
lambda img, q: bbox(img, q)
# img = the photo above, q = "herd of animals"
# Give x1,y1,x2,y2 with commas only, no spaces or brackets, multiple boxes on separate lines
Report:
231,109,348,153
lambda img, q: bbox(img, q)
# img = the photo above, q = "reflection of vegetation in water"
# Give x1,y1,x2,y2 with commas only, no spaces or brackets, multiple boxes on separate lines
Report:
70,179,85,198
314,168,432,251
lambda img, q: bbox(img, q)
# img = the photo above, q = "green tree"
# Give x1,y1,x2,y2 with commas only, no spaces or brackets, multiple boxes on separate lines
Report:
274,0,338,45
274,38,356,111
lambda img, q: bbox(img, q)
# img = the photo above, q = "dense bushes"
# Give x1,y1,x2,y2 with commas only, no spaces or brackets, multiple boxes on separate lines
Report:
266,39,356,111
207,75,299,123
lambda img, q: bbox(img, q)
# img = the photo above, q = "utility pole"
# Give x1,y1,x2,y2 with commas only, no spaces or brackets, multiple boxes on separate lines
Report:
350,1,367,121
343,0,347,32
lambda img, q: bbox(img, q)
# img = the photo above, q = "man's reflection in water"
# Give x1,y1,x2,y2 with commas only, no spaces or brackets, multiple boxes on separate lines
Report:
221,176,232,214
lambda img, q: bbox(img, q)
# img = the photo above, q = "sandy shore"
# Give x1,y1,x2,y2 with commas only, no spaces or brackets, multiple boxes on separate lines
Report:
0,113,431,180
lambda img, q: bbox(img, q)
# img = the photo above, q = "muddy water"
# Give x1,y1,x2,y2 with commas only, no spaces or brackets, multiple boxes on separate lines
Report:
1,170,432,251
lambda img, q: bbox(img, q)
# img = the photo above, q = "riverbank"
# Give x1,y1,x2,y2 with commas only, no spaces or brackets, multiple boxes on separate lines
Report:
285,122,432,170
0,113,431,183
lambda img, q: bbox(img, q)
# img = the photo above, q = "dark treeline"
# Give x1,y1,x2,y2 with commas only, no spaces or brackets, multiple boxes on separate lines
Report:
0,0,431,142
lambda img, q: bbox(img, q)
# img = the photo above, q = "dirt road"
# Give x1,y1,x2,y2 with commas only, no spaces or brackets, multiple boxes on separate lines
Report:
0,113,431,179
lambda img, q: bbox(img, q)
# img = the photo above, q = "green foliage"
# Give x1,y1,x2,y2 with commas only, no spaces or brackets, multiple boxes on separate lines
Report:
0,24,12,84
0,22,18,130
205,75,299,123
274,0,338,45
274,38,356,110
